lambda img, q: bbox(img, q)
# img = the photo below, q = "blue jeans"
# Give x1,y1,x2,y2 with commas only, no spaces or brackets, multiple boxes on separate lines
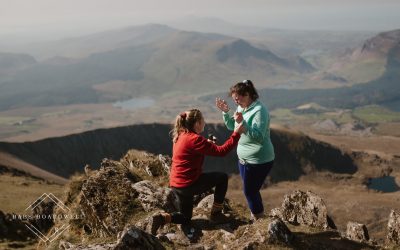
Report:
239,160,273,214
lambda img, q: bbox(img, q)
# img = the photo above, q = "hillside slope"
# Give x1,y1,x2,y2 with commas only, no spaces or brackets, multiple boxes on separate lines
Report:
0,151,67,184
330,29,400,84
0,123,357,182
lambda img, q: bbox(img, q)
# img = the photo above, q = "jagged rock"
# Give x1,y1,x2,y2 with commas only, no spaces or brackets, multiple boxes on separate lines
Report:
225,218,274,249
135,211,167,235
78,159,141,237
196,194,233,214
387,209,400,245
269,207,283,219
131,180,178,212
59,240,115,249
346,221,369,242
122,150,171,177
197,194,215,209
267,218,293,245
58,227,164,250
59,241,75,249
114,226,165,250
278,190,336,230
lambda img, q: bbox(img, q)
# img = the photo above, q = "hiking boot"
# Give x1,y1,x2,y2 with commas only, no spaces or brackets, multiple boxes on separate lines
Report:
179,223,201,242
149,213,165,235
209,212,232,225
180,223,195,237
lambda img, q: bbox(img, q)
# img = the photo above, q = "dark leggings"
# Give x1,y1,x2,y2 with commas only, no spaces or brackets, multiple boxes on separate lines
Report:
239,160,273,215
171,172,228,225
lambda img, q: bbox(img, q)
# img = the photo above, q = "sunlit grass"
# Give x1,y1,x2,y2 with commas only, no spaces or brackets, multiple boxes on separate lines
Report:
353,105,400,123
334,111,354,124
41,110,72,118
0,175,64,214
0,116,30,125
338,59,386,84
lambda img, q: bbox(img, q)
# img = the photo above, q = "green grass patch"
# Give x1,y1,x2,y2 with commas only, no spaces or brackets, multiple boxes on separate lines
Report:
270,108,301,124
339,59,386,84
353,105,400,123
271,108,356,125
41,110,72,118
271,108,296,118
0,116,31,125
333,111,354,124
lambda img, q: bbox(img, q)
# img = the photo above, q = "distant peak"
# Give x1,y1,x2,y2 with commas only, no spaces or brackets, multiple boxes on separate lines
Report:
358,29,400,56
216,39,282,64
231,39,250,47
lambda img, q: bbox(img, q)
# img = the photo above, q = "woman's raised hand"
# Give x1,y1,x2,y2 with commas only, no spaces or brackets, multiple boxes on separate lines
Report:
234,122,246,134
234,112,243,123
215,97,230,112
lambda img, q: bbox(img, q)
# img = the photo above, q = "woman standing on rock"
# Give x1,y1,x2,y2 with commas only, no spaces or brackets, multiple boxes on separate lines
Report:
150,108,245,234
215,80,275,221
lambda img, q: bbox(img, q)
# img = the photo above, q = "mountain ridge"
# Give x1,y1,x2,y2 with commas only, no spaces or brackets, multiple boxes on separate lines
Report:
0,123,357,183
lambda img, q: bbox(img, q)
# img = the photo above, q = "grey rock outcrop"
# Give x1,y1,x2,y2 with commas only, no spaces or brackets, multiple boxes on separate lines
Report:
346,221,369,242
196,194,215,209
59,226,164,250
270,207,283,219
196,194,233,214
59,240,115,250
271,190,336,230
45,149,387,249
268,218,293,245
114,226,165,250
387,209,400,245
131,180,178,212
226,218,292,249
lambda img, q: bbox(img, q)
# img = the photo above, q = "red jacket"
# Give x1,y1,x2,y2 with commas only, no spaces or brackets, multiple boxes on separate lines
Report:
170,131,241,188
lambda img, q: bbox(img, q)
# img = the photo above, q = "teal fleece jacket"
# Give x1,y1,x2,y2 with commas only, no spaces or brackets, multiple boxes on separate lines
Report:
222,100,275,164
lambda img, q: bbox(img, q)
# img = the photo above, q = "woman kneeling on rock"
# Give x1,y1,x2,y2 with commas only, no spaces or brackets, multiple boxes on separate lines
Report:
150,108,245,235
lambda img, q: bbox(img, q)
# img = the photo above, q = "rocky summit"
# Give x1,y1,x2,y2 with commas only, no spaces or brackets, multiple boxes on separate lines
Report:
15,149,397,249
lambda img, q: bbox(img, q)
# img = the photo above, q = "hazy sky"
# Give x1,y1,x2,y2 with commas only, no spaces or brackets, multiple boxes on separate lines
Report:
1,0,399,39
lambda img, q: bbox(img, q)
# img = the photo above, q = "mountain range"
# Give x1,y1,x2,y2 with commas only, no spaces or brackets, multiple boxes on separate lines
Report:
0,21,398,114
202,29,400,111
0,24,318,111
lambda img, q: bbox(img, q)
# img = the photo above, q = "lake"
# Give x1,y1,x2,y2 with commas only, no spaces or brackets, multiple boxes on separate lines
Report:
367,176,400,193
113,97,155,110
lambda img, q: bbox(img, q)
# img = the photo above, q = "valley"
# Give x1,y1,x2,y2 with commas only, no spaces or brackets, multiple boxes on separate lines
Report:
0,18,400,249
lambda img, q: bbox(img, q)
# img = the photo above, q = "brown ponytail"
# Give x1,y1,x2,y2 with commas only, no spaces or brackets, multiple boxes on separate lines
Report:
170,109,203,143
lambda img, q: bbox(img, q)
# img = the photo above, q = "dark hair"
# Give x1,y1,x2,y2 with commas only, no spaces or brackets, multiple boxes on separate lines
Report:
170,109,203,143
229,80,259,101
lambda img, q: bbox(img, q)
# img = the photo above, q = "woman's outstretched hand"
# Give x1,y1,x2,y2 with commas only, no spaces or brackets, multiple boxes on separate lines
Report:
234,122,246,134
234,112,243,123
215,97,230,113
